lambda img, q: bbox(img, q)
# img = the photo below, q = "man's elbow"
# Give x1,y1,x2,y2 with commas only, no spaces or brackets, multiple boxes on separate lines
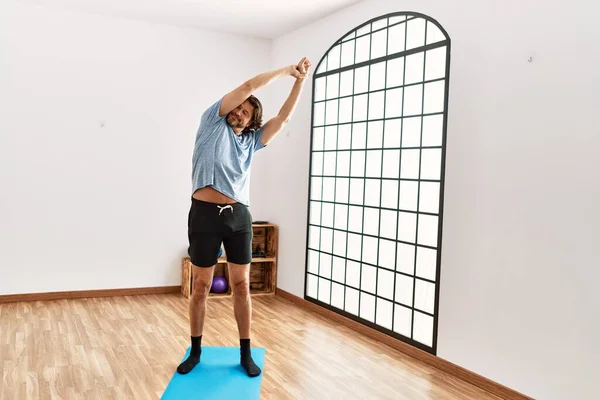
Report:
241,81,255,94
278,113,291,125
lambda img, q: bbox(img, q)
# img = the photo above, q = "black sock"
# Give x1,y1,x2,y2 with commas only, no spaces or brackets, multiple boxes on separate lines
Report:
177,335,202,374
240,339,261,377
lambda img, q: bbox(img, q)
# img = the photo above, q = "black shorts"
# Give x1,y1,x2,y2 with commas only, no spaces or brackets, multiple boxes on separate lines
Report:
187,198,253,267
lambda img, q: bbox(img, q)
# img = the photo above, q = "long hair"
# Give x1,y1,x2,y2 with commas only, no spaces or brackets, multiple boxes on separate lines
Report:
242,95,263,133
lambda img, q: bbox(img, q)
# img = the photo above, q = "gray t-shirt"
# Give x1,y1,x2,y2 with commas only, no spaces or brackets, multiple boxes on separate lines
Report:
191,98,266,206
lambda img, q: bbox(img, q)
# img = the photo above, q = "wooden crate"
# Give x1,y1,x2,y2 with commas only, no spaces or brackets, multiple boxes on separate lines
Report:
252,225,278,258
181,223,278,298
249,262,276,294
252,227,267,257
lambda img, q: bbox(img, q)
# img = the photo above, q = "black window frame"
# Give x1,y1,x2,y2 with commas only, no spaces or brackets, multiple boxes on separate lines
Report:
303,11,451,355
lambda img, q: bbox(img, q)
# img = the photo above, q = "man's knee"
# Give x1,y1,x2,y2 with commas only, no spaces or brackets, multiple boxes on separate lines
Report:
233,280,250,297
191,279,211,303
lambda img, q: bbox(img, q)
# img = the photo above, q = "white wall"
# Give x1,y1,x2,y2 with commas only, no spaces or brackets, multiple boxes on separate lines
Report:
262,0,600,399
0,1,271,294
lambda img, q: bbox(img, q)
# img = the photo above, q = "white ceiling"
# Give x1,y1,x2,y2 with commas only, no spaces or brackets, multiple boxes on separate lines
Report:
21,0,362,39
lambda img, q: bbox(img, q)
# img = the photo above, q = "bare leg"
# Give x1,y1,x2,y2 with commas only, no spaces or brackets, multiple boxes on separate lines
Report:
189,265,215,336
228,262,252,338
177,264,214,374
228,262,261,377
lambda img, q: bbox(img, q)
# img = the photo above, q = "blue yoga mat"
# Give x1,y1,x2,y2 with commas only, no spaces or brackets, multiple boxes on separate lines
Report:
161,346,265,400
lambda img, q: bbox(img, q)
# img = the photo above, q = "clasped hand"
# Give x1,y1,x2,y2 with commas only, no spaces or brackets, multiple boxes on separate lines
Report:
287,57,312,80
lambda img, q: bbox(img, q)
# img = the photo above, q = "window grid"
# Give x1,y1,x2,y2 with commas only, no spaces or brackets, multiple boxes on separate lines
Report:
343,24,357,312
410,20,427,340
316,63,325,293
307,225,439,251
306,272,435,318
327,30,342,306
311,146,443,152
374,20,389,328
339,16,413,45
305,248,437,285
306,12,449,355
393,17,408,335
314,41,446,80
339,27,357,312
313,77,446,105
307,198,441,217
312,111,445,129
356,21,373,322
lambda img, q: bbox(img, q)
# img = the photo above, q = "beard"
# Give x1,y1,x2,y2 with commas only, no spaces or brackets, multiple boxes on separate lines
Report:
227,114,245,130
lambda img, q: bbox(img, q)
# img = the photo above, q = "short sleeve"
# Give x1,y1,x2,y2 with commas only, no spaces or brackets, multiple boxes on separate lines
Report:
201,98,226,125
252,127,267,152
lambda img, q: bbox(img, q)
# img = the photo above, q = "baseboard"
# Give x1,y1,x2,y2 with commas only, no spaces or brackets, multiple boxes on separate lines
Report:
0,286,181,303
275,288,532,400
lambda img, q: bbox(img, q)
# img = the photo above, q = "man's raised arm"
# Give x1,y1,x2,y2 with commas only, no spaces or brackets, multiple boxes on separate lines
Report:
219,64,305,117
260,57,312,146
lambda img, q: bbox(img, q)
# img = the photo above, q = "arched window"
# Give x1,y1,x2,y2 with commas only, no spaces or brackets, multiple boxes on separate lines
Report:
304,12,450,354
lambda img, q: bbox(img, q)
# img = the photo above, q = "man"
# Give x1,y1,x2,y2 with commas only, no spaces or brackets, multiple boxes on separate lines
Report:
178,57,312,377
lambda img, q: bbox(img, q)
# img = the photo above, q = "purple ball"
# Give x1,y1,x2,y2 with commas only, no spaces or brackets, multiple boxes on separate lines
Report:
211,276,228,293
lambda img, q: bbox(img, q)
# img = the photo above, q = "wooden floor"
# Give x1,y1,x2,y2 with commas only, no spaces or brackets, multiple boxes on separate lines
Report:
0,293,500,400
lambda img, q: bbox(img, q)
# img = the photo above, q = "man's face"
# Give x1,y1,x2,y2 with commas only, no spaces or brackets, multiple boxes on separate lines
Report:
227,100,254,131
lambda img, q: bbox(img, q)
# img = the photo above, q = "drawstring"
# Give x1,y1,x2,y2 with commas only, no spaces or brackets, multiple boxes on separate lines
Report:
217,205,233,215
